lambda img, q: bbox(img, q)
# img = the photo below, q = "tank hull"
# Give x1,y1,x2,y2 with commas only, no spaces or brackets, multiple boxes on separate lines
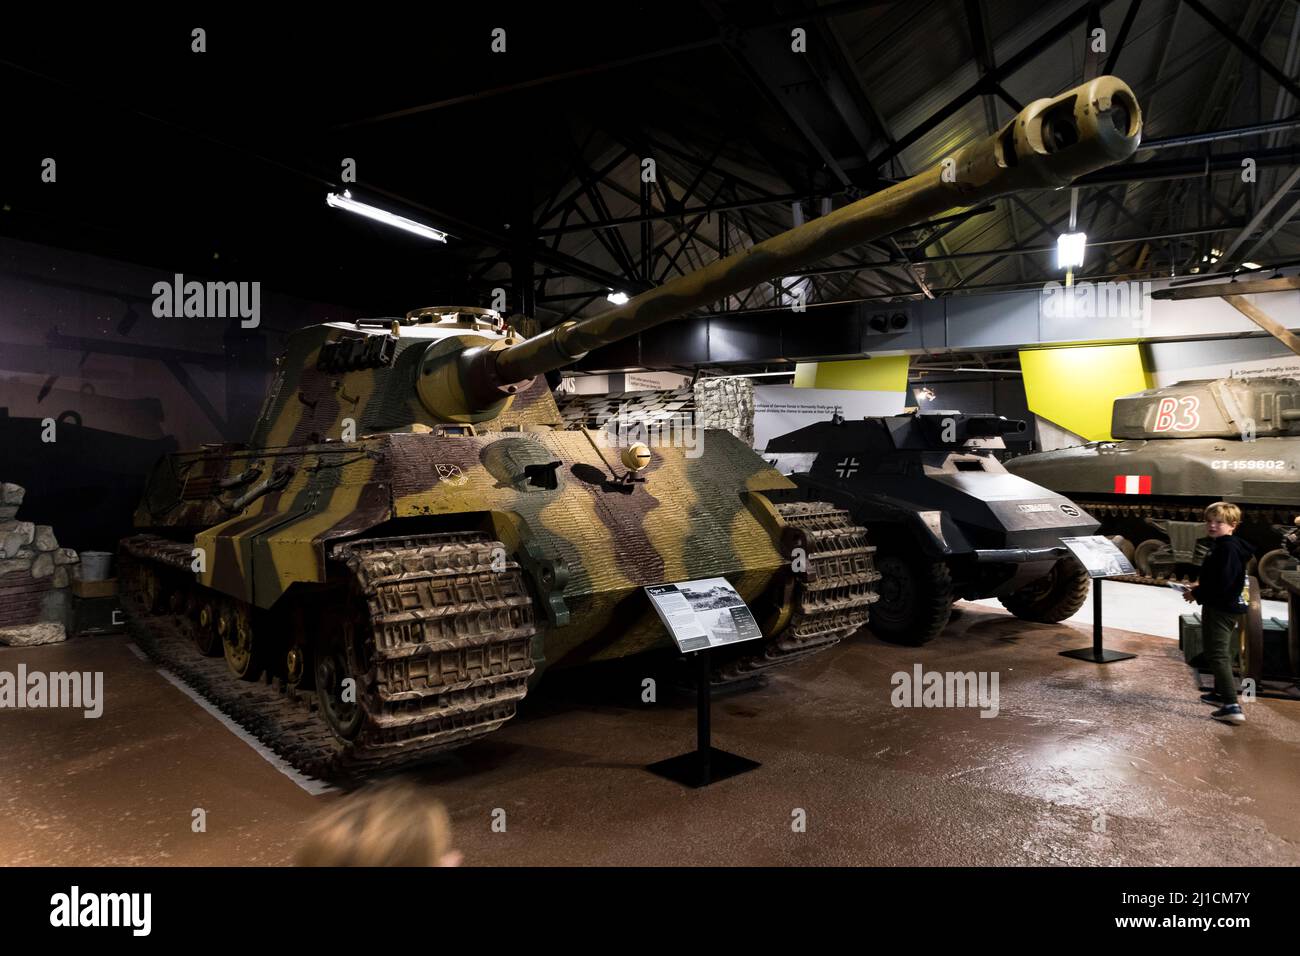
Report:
1007,436,1300,595
1005,436,1300,504
124,415,879,777
135,424,852,665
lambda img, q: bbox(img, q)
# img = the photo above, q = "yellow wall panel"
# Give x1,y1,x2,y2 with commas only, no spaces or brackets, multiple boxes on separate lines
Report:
793,355,910,391
1019,344,1150,441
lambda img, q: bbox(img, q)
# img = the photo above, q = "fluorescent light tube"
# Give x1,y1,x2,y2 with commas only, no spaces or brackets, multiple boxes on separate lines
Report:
326,190,448,243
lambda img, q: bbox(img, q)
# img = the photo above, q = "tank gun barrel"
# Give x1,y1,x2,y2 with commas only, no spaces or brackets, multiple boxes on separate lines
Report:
452,76,1141,414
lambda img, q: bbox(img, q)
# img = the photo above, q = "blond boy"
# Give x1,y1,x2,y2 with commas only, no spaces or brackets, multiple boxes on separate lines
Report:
1182,502,1254,724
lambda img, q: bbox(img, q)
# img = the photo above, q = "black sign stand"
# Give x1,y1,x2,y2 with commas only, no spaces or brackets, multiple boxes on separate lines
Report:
647,648,761,788
1060,578,1136,664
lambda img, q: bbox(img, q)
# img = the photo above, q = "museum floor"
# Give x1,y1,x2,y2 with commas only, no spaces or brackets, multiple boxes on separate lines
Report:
3,590,1298,867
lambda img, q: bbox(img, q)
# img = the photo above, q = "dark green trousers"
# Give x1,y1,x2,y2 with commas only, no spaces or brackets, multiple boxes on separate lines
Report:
1201,606,1243,704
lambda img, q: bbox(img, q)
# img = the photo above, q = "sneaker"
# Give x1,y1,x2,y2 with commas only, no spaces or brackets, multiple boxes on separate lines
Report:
1200,692,1228,705
1211,704,1245,725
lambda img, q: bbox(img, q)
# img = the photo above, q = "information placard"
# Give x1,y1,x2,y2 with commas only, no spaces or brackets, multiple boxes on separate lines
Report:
1061,535,1137,578
645,578,763,653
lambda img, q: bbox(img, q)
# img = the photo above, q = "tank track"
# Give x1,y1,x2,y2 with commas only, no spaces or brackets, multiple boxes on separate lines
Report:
119,531,536,781
1073,498,1296,600
119,506,876,770
713,501,879,682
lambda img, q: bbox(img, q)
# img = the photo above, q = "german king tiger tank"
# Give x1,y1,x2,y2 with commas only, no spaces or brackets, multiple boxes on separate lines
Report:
1006,377,1300,598
120,76,1143,777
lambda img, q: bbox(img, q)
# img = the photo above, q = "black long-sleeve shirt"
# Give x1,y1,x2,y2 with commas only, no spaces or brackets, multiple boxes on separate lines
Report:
1192,534,1255,613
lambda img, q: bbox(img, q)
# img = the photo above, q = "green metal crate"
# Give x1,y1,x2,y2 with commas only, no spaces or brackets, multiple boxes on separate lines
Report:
1180,612,1289,672
1178,612,1240,669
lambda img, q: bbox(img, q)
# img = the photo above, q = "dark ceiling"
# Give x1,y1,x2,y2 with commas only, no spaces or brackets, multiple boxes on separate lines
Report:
4,4,866,316
3,1,1299,329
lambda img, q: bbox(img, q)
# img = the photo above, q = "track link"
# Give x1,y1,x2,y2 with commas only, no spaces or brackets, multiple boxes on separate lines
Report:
714,501,879,682
120,532,537,780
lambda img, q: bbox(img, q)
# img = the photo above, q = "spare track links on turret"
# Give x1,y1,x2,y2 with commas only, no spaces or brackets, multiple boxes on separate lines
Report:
119,531,537,780
714,502,880,683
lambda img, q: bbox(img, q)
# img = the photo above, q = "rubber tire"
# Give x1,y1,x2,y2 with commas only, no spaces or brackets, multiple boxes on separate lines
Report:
868,551,954,645
999,555,1090,623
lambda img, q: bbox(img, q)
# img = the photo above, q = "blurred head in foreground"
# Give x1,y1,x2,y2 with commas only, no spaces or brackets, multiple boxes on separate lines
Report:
296,782,462,867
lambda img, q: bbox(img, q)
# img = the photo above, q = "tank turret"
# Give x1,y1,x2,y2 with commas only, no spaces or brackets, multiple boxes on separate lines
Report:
120,77,1143,778
1111,378,1300,440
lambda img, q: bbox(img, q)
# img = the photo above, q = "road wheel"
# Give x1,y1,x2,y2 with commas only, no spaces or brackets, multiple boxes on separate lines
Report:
220,601,261,680
999,555,1090,623
1255,548,1291,591
192,600,223,656
868,551,953,645
315,637,364,741
1133,538,1168,577
140,568,166,614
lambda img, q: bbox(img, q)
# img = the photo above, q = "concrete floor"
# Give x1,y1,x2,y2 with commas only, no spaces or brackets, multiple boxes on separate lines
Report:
968,577,1289,640
2,604,1298,866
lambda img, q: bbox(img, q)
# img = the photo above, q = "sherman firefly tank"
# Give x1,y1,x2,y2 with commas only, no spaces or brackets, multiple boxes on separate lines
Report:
765,411,1098,644
1006,378,1300,598
119,76,1142,777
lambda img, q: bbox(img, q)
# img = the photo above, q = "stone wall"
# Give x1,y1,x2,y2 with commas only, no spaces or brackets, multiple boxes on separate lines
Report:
693,378,755,447
554,378,756,447
0,483,78,644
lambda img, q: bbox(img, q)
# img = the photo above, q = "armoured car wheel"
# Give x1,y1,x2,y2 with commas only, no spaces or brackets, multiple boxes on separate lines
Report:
999,555,1090,623
868,552,953,645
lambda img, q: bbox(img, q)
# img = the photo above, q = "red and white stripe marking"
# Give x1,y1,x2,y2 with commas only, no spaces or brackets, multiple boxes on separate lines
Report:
1113,474,1152,494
